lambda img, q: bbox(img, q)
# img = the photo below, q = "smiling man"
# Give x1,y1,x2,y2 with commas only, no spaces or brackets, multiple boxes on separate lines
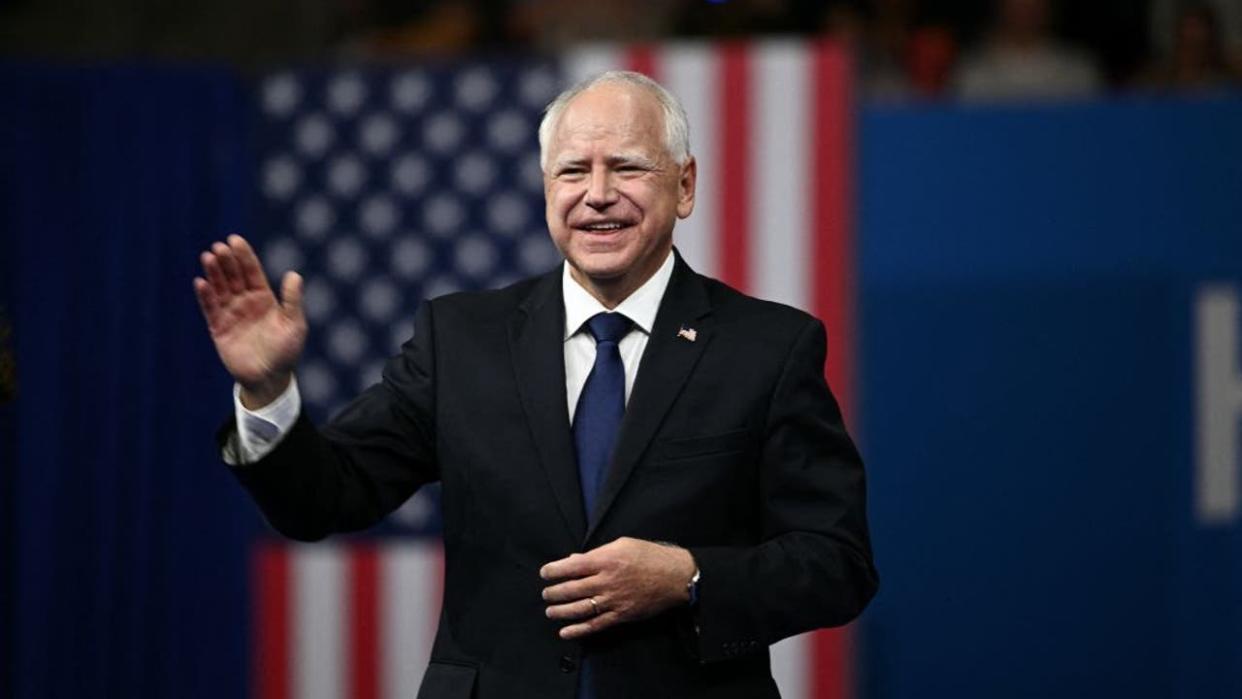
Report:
196,71,877,699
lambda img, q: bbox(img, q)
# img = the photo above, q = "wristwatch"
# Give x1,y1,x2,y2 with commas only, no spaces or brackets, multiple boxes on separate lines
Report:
687,568,701,607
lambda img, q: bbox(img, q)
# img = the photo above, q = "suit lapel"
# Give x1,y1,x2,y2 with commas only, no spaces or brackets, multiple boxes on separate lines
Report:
508,271,588,544
586,254,714,540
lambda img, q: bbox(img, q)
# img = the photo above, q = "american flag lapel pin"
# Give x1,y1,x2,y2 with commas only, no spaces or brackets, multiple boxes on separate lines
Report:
677,325,697,342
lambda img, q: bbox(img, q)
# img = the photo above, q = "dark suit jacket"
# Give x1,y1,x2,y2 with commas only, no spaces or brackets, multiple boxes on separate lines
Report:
226,253,878,699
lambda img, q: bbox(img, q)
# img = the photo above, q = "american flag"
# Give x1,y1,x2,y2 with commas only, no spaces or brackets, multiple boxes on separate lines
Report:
251,39,857,699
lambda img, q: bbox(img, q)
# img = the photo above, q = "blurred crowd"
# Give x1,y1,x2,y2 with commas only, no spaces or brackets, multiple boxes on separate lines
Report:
341,0,1242,101
2,0,1241,102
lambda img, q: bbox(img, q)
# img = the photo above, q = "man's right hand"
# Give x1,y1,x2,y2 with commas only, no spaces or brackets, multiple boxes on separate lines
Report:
193,234,307,409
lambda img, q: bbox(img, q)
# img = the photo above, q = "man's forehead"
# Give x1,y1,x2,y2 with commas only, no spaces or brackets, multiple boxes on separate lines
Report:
559,84,662,131
548,85,665,154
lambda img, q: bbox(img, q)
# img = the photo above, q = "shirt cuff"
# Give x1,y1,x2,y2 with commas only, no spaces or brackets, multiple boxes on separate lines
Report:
230,377,301,464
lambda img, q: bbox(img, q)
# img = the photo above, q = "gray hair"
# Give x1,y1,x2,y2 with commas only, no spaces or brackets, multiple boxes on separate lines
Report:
538,70,691,171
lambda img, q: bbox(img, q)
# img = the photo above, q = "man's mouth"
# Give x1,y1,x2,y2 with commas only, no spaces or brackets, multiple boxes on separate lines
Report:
575,221,635,232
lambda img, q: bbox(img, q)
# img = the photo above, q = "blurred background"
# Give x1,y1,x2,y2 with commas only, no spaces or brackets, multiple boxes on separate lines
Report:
2,0,1241,698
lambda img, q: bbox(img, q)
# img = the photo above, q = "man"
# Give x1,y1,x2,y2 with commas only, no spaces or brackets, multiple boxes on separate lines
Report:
194,71,877,699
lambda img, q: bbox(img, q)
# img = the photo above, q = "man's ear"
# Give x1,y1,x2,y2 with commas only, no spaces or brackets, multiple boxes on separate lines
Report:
676,156,696,219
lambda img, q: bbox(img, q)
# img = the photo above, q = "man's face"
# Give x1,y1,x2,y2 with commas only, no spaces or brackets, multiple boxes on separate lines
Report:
543,83,695,297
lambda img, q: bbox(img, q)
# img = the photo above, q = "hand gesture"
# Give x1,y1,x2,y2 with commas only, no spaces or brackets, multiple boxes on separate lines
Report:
540,537,697,640
193,235,307,407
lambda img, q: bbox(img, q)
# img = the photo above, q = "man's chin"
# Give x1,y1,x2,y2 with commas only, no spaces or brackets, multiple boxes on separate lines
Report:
568,252,633,282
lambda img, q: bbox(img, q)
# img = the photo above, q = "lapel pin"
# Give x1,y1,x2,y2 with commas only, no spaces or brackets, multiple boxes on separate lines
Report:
677,326,697,342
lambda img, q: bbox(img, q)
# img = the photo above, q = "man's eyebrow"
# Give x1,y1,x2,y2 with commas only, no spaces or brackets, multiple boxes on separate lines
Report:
550,155,588,170
551,153,660,170
608,153,659,168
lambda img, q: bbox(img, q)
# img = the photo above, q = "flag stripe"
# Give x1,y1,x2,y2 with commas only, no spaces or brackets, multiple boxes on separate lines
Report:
381,543,443,699
748,41,814,699
770,636,810,699
349,547,380,699
751,40,811,310
811,41,855,417
719,43,751,291
662,43,720,278
811,630,849,699
256,544,291,699
294,546,347,699
810,40,856,699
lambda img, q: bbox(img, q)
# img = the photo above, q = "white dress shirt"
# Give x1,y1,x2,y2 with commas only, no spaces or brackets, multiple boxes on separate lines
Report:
561,250,673,422
231,250,675,463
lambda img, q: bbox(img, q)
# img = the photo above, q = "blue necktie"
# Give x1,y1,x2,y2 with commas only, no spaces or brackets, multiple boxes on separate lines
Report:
573,311,632,520
571,312,631,699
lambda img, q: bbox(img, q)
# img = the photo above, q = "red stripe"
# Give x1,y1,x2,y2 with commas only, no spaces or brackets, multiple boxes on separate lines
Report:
719,43,750,291
810,40,857,699
811,40,855,418
625,45,659,81
812,628,852,699
254,543,290,699
350,545,381,699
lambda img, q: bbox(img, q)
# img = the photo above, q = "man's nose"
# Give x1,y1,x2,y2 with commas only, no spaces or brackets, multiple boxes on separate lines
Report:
584,168,618,209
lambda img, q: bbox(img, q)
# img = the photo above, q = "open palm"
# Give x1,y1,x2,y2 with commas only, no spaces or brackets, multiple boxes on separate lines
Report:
193,235,306,403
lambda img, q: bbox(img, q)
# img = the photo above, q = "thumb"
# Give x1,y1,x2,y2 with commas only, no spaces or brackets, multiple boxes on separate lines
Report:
280,271,305,324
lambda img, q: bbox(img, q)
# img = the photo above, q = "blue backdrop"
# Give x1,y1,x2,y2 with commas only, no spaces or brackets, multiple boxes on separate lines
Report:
857,95,1242,698
1,64,259,698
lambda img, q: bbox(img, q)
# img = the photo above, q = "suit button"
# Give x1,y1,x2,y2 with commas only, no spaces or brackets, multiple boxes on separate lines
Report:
559,655,576,673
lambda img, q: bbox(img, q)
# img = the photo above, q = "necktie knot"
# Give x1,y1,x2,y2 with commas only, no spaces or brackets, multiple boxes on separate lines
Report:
585,312,632,345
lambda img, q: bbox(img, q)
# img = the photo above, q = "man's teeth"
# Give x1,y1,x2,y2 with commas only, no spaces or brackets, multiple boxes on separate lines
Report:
582,222,626,230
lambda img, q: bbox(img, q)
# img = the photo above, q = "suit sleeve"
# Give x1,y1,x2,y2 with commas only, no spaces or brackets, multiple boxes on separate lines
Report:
685,317,878,663
219,301,440,542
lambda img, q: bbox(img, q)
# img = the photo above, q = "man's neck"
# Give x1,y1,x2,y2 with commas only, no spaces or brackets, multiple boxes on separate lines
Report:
571,273,636,310
569,252,671,309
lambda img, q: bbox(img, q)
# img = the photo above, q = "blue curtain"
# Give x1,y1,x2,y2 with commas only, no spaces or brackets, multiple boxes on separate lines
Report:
1,63,259,699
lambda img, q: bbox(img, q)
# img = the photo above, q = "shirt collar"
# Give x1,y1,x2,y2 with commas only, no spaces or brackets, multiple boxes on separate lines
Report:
562,249,675,341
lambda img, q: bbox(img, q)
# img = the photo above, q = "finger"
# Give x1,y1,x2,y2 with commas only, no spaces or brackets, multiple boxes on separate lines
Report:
202,251,230,298
542,577,597,604
228,234,269,291
193,277,218,324
545,597,599,621
280,271,304,323
540,552,597,581
559,611,621,640
212,242,246,294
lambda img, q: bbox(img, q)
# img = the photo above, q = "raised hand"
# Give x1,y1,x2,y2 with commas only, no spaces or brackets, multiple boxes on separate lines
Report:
540,537,697,640
193,234,307,408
